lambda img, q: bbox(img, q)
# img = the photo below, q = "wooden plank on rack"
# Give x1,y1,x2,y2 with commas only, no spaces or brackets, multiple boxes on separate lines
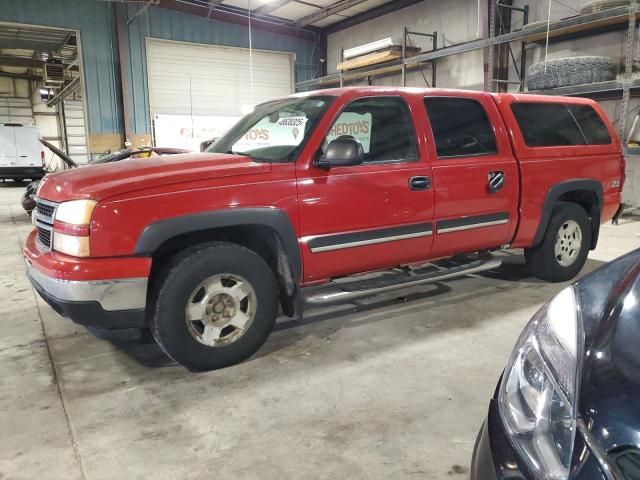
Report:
337,46,421,71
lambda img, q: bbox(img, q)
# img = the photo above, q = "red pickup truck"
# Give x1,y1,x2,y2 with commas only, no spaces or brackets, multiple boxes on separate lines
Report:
24,87,624,371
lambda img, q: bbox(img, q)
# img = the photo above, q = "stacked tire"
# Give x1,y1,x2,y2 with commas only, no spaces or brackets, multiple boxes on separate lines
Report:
581,0,639,15
527,56,617,91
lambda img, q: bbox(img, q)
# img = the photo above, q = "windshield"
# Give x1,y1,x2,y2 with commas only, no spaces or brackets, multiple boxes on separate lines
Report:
206,96,334,163
90,150,127,165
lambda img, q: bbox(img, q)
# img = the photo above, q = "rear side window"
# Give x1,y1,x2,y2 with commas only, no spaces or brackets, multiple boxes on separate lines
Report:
567,105,612,145
424,97,498,158
511,102,611,147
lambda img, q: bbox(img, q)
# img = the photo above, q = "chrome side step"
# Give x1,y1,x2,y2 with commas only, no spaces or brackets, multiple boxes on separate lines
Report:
303,257,502,306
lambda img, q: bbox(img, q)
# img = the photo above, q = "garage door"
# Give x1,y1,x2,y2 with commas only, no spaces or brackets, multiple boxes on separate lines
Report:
146,38,294,149
63,100,89,165
0,97,32,124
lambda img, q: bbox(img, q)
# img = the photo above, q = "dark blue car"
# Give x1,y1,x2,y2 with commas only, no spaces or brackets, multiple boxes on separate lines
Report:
472,248,640,480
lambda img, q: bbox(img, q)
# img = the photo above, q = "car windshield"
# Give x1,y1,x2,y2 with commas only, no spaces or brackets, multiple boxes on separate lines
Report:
90,151,126,165
206,96,334,163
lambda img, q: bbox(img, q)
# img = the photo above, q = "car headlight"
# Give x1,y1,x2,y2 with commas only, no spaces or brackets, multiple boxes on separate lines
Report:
498,286,583,479
52,199,96,257
52,232,91,257
54,199,97,225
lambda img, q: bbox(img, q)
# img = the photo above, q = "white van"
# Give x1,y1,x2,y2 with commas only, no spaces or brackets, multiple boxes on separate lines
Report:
0,123,45,181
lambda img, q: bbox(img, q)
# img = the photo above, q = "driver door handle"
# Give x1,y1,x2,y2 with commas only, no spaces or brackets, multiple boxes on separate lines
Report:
409,176,431,191
488,171,505,193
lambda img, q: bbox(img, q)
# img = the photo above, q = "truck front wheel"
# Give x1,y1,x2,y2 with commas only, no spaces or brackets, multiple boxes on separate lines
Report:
149,242,279,371
525,202,592,283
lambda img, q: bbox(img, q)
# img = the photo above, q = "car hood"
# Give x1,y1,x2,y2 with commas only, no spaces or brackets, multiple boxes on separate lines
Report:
40,138,78,169
36,153,271,202
576,248,640,452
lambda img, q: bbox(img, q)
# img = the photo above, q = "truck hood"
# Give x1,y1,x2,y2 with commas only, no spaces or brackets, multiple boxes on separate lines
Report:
575,249,640,453
37,153,271,201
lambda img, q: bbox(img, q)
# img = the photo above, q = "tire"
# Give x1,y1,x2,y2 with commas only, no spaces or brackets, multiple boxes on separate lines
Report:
524,202,592,283
581,0,639,15
527,56,617,91
149,242,279,371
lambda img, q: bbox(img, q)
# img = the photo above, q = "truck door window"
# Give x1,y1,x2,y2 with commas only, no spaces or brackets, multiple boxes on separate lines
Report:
325,97,418,163
510,102,611,147
424,97,498,158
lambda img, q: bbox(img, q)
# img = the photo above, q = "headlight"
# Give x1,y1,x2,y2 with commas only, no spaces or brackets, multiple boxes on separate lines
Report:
499,286,583,479
52,232,90,257
54,199,97,225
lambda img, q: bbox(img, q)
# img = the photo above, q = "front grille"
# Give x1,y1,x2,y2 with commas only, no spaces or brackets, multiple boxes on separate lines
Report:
36,201,56,220
34,198,57,251
37,226,52,249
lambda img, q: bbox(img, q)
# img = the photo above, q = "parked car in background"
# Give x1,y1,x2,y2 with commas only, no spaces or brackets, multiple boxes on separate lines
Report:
88,146,189,165
199,138,218,152
0,123,44,181
21,141,189,213
472,248,640,480
24,87,625,371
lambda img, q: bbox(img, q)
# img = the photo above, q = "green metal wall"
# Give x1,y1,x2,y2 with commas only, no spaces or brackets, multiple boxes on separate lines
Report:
1,0,122,135
1,0,317,138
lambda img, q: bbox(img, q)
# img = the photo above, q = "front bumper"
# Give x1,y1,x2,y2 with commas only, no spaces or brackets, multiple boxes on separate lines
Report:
24,229,150,329
471,400,531,480
0,166,44,180
472,400,611,480
26,262,147,329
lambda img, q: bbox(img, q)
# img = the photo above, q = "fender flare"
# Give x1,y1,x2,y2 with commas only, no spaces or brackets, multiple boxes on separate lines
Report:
134,208,301,284
533,179,603,249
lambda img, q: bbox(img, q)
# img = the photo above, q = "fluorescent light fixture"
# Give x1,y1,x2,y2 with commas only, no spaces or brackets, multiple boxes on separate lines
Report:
344,38,396,59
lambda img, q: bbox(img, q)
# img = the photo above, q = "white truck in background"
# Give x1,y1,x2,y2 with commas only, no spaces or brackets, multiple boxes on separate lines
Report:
0,123,45,181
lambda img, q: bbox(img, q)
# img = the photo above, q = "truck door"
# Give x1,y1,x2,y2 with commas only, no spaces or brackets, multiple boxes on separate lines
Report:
296,94,434,283
13,125,40,167
422,94,519,258
0,125,17,168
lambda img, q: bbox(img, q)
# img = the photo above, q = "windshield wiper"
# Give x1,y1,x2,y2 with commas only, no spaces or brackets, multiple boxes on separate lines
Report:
246,155,271,163
222,150,270,163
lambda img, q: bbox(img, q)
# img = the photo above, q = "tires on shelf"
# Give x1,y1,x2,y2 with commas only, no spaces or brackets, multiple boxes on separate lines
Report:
581,0,640,15
526,56,617,91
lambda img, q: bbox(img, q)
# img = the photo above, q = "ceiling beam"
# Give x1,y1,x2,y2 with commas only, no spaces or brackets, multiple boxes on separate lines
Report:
127,0,159,24
47,77,81,107
253,0,292,16
294,0,368,27
206,0,226,18
0,55,44,69
323,0,425,33
0,71,41,81
156,0,319,41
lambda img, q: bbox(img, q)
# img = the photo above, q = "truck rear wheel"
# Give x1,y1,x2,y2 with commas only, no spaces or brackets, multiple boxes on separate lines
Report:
149,242,279,371
525,202,592,283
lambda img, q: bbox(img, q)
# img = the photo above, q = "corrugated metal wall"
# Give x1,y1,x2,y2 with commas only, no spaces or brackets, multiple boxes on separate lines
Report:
1,0,121,136
1,0,317,141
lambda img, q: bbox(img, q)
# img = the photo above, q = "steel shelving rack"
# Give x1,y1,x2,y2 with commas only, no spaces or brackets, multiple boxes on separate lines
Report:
297,4,639,136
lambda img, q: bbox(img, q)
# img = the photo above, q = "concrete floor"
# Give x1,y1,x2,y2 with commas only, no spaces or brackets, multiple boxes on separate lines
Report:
1,181,638,480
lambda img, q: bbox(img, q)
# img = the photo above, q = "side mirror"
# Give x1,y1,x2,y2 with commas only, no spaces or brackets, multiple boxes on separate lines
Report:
316,137,364,169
